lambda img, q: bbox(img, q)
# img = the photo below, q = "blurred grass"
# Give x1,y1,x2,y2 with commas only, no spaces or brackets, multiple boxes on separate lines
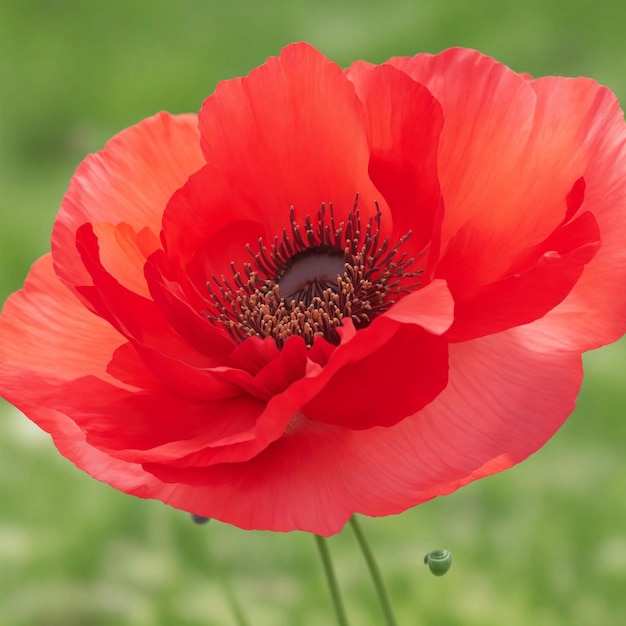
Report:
1,1,626,624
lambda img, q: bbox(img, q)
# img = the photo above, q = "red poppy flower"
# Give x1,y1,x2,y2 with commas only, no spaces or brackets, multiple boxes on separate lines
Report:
1,43,626,535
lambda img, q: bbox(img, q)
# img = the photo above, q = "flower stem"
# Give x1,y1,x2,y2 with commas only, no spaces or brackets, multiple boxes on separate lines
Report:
314,534,350,626
349,516,398,626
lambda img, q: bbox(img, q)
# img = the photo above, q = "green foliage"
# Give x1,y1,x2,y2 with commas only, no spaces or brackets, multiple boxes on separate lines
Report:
1,1,626,624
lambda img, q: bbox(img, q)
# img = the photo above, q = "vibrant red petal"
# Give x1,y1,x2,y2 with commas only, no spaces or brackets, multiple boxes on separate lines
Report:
142,328,581,534
69,378,265,462
77,224,314,405
113,337,310,470
347,61,444,270
0,255,125,389
89,222,159,298
383,278,454,333
0,258,166,483
299,280,454,430
160,168,268,281
164,42,389,268
76,225,205,361
75,224,248,401
446,210,601,341
53,112,203,293
0,280,297,470
303,318,448,429
227,336,282,375
0,256,266,468
107,342,164,390
241,335,309,398
144,248,237,361
513,78,626,351
390,49,606,289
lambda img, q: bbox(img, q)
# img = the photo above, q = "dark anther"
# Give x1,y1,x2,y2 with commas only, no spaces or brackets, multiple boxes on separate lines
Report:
205,197,424,349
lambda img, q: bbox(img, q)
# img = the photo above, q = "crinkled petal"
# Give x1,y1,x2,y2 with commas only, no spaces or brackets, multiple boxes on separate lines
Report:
513,78,626,352
390,49,610,290
0,255,125,389
53,112,203,293
383,278,454,332
75,224,249,401
303,318,448,429
446,210,600,341
90,222,159,298
347,61,444,270
0,256,269,468
300,280,454,429
144,248,238,361
163,42,390,268
142,328,581,534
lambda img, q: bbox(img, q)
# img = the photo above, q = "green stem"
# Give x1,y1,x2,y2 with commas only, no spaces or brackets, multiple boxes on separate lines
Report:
349,516,398,626
314,534,350,626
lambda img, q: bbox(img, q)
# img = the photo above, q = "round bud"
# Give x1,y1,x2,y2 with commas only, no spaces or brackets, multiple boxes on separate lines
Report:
424,549,452,576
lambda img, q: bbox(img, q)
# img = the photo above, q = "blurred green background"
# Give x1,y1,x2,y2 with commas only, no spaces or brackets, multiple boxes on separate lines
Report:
1,1,626,624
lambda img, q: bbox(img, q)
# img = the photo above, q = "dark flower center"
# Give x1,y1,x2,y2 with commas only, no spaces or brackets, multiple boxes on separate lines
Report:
205,198,423,348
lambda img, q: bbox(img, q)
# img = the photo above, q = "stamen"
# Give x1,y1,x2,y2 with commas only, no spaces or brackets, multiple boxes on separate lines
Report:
205,199,423,348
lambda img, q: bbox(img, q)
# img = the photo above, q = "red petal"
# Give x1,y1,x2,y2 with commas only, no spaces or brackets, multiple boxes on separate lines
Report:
390,49,604,289
383,278,454,333
347,61,444,271
513,78,626,351
446,210,601,341
0,255,270,467
144,248,237,360
303,318,448,429
160,166,268,280
0,257,296,468
107,342,164,390
300,280,454,430
90,222,159,298
143,328,581,534
75,224,246,400
53,112,203,293
0,255,125,390
77,224,315,406
71,379,267,463
114,338,310,469
163,42,389,268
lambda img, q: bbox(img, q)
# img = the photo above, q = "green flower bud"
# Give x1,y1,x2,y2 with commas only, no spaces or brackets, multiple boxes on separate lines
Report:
424,549,452,576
